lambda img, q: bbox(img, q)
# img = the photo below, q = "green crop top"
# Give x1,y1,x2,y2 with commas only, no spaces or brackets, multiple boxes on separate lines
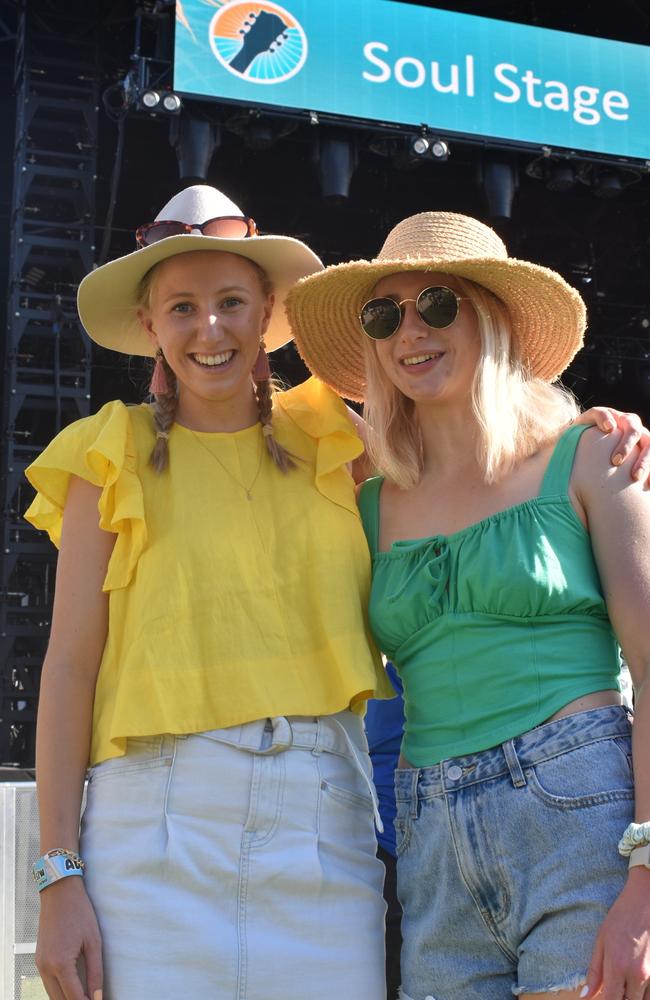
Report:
358,424,621,767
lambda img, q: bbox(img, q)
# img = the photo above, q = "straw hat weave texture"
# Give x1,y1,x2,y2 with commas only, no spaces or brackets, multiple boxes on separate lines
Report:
285,212,586,402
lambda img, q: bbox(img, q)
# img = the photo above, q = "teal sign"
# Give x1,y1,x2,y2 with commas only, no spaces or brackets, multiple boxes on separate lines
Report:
174,0,650,160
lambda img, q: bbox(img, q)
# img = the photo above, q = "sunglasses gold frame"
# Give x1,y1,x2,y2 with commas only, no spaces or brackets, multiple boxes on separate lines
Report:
359,285,467,340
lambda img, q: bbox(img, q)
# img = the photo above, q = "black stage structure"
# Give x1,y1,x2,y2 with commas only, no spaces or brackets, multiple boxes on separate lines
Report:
1,0,649,770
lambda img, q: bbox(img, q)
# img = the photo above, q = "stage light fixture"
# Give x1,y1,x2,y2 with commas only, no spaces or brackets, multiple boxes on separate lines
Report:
318,134,358,202
170,117,221,182
482,160,518,221
162,93,182,113
411,136,430,157
546,163,576,193
430,139,450,160
139,89,182,115
141,90,160,109
593,169,623,199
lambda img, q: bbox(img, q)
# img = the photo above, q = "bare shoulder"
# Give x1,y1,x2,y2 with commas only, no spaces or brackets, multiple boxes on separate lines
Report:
572,425,636,488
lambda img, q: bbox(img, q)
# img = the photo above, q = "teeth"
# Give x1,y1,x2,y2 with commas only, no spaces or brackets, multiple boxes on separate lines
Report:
403,353,439,366
193,351,233,367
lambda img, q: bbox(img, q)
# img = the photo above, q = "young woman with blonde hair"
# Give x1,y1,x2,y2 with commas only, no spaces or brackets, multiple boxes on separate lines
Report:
25,185,394,1000
287,212,650,1000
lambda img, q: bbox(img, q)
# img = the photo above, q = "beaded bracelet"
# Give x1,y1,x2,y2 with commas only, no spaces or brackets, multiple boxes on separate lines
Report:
618,822,650,857
32,849,85,892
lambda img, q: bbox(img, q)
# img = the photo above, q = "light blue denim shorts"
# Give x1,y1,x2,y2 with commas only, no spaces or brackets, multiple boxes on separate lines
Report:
394,706,634,1000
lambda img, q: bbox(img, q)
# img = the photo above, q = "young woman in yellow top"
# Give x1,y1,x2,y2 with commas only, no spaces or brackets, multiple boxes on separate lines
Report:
26,187,649,1000
25,185,395,1000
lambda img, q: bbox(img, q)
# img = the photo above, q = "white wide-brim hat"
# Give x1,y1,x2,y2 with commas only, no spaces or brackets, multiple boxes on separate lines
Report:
286,211,587,402
77,185,323,356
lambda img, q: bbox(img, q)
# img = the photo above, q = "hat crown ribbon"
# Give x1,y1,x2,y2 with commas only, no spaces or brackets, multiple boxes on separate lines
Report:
376,211,508,264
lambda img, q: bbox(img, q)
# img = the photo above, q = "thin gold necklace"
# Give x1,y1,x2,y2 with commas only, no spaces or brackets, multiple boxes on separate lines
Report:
190,425,265,501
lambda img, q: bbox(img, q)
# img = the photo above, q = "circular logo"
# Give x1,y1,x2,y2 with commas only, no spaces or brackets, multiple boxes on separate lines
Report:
210,2,307,85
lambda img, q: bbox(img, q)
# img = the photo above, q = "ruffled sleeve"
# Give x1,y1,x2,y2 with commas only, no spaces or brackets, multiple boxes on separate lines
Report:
275,377,363,515
23,400,146,591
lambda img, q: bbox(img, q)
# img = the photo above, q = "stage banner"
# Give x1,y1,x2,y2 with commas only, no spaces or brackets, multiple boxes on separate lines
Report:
174,0,650,160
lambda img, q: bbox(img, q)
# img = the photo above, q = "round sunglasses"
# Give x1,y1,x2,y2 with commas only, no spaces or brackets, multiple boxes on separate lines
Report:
135,215,258,248
359,285,466,340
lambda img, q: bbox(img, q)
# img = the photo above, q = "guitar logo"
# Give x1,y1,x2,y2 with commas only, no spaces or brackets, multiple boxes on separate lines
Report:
210,2,307,84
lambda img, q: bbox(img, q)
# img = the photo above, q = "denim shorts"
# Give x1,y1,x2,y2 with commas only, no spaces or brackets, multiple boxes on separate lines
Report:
80,712,386,1000
394,706,634,1000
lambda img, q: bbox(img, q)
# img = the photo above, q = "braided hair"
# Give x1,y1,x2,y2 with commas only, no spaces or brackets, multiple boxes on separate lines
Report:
149,352,178,473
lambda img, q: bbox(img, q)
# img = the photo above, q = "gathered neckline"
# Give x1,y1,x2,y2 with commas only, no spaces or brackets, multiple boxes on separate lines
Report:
374,491,580,559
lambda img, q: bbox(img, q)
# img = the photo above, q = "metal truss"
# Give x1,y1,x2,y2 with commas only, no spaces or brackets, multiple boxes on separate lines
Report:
0,7,97,766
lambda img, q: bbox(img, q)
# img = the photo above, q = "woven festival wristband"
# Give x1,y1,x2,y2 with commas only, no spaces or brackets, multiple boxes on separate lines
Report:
32,849,85,892
618,821,650,857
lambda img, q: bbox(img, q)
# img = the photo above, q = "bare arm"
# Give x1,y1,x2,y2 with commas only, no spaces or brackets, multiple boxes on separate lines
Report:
36,475,115,1000
571,430,650,1000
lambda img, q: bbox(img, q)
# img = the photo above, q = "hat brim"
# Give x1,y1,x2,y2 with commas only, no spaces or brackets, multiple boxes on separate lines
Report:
78,233,323,356
285,257,587,402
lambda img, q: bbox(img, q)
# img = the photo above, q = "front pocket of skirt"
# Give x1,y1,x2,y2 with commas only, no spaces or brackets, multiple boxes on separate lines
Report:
320,778,373,813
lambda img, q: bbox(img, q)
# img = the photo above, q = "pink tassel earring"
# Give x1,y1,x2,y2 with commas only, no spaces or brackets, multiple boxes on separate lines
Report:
252,342,271,381
150,349,169,395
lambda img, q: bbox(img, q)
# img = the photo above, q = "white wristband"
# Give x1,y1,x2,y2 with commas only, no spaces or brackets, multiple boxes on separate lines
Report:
628,844,650,870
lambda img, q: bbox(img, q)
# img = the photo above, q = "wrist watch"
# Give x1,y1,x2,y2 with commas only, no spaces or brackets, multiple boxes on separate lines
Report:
628,844,650,869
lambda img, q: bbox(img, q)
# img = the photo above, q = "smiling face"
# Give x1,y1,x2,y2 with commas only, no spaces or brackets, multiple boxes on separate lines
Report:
138,249,273,428
370,270,481,408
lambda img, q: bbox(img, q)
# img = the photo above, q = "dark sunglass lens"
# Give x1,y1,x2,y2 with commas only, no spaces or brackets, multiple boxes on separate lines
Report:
202,218,251,238
141,222,187,245
360,298,401,339
418,286,459,328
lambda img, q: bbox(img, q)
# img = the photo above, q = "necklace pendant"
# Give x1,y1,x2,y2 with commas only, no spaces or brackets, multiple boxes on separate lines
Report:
246,491,252,501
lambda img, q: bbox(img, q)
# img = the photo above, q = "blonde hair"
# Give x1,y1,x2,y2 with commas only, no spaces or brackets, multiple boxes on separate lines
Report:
362,275,579,488
137,255,296,474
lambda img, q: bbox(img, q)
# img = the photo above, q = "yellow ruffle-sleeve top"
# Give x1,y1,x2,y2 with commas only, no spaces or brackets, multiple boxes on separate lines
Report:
24,377,391,765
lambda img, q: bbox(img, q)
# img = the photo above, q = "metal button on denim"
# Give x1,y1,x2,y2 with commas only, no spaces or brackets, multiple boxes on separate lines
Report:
447,764,463,781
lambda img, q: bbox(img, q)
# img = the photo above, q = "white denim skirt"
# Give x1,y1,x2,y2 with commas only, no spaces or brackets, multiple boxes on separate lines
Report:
80,711,387,1000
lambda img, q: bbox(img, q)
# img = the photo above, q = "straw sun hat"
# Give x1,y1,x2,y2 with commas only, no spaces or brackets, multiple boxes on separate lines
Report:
285,212,587,402
77,185,323,356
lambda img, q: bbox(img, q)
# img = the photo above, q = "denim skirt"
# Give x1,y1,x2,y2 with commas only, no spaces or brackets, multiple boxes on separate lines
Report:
394,706,634,1000
80,711,387,1000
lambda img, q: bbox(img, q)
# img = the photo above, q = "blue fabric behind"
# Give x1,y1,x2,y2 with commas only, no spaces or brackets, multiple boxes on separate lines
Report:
365,663,404,857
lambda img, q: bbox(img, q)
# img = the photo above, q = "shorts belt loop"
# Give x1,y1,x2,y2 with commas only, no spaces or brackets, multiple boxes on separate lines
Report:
409,768,419,820
312,716,323,757
502,739,526,788
258,716,293,754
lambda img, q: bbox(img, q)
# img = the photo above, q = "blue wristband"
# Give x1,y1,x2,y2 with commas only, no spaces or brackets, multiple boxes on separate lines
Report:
32,849,85,892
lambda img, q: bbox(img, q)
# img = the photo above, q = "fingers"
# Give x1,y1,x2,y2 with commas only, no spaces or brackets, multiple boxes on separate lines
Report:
609,413,644,468
583,932,604,998
38,959,88,1000
631,428,650,484
83,935,104,1000
40,973,68,1000
583,405,618,434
